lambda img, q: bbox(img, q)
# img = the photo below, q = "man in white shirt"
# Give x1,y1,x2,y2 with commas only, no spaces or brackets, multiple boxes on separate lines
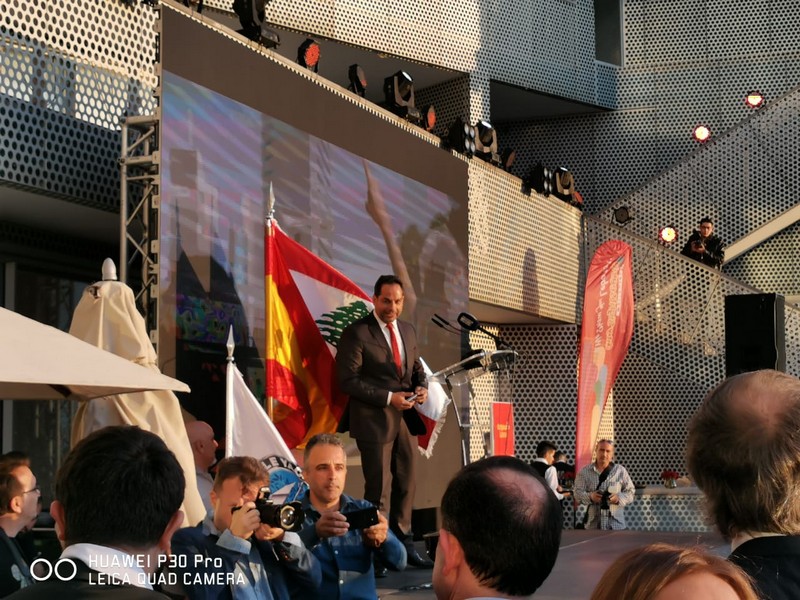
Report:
531,441,567,500
186,420,218,515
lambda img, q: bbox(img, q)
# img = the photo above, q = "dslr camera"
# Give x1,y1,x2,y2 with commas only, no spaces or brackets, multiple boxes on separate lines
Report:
233,486,304,532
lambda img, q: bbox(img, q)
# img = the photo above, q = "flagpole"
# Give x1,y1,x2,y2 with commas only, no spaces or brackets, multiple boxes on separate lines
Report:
265,181,275,421
225,325,235,457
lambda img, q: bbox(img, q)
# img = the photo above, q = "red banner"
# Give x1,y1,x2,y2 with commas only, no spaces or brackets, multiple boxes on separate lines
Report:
575,240,634,472
491,401,515,456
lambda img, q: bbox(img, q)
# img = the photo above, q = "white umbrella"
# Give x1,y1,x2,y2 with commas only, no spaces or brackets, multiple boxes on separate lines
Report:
0,306,189,400
67,259,206,527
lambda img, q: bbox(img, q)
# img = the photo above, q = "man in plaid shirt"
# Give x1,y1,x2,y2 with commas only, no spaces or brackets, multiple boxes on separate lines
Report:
574,440,635,530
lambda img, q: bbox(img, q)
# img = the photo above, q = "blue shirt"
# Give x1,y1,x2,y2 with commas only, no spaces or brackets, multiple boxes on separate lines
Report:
294,493,406,600
171,511,320,600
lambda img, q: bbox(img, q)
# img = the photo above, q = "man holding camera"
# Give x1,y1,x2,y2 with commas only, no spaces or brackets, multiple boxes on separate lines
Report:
293,434,406,600
574,439,635,530
171,456,320,600
681,216,725,269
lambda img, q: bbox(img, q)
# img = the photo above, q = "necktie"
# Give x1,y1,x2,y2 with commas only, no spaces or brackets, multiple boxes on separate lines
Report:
388,322,403,376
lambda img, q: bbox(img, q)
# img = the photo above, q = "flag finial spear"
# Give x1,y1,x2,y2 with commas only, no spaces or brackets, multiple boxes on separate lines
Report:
267,181,276,223
226,325,235,362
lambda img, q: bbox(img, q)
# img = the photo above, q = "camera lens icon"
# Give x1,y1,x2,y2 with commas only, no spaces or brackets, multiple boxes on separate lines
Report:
30,557,78,582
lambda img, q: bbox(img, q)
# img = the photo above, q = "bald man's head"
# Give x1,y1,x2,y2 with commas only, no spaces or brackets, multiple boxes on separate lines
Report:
186,421,218,471
437,456,561,597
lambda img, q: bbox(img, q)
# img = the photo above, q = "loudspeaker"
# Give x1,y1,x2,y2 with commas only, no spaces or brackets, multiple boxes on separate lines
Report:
725,293,785,376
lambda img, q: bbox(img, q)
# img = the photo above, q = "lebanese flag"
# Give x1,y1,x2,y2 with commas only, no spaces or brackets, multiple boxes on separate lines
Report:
575,240,634,472
266,219,448,455
266,220,369,448
416,358,449,458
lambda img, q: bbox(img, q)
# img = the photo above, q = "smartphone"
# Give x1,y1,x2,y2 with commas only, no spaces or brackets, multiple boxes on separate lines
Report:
343,507,379,530
405,393,419,403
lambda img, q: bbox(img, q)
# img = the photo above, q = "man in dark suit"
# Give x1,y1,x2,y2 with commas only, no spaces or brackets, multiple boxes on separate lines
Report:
336,274,432,570
9,426,184,599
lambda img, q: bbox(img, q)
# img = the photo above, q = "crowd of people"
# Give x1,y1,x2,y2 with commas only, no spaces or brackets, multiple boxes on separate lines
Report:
0,272,794,599
1,369,795,600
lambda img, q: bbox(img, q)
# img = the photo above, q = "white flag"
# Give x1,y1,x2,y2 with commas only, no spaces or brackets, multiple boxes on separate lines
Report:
226,364,306,502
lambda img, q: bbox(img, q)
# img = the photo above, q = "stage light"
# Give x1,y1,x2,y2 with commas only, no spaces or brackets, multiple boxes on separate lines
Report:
524,162,553,196
347,64,367,97
298,39,320,72
659,226,678,244
613,205,633,225
692,125,711,142
473,120,501,166
232,0,280,48
260,27,280,49
180,0,202,11
444,117,475,156
553,167,575,201
745,90,764,108
421,105,436,132
474,120,497,153
499,148,516,171
383,71,422,125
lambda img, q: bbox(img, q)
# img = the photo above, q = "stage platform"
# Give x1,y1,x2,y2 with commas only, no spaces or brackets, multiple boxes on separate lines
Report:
377,529,728,599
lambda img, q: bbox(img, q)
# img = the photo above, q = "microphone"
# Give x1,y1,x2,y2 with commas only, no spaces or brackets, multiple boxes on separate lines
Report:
457,312,513,351
432,313,462,335
456,312,480,331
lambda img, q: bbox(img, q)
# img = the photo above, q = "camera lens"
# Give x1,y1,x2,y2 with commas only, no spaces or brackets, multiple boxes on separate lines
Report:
279,505,298,528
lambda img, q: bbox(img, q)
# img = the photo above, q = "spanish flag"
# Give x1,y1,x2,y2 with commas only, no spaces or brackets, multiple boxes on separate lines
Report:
266,219,371,448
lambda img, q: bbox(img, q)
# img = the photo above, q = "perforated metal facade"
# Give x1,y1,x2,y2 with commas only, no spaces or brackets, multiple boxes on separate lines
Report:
206,0,601,118
468,161,583,323
0,1,157,209
500,1,800,297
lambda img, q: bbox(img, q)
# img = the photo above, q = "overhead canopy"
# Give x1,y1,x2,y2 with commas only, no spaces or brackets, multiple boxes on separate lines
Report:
0,306,190,401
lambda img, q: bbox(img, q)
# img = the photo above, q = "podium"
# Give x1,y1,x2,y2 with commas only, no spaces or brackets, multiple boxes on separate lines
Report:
430,349,518,465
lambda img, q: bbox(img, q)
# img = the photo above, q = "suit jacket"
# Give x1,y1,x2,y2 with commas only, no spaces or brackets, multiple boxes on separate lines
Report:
336,313,427,442
7,559,169,599
729,535,800,600
0,528,31,597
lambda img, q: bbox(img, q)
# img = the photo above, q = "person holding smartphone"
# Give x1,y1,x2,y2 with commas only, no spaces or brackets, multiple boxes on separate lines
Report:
294,434,406,600
335,274,431,572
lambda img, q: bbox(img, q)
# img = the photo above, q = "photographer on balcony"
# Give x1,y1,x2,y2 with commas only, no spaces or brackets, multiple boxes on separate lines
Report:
171,456,320,600
681,216,725,269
